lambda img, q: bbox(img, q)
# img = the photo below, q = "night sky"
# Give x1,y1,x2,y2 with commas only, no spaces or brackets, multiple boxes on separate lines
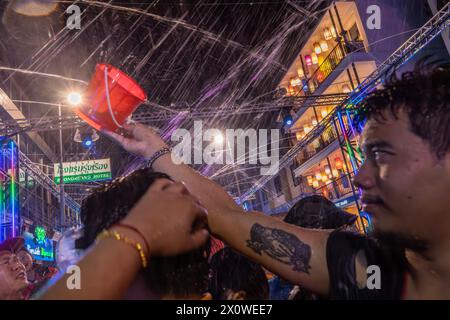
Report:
0,0,330,200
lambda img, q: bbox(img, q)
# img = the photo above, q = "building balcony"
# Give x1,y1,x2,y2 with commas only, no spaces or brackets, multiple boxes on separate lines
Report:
307,40,365,94
314,172,354,202
292,124,338,174
265,172,355,216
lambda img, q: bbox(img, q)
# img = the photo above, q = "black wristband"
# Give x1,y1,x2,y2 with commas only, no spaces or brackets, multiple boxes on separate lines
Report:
146,147,172,169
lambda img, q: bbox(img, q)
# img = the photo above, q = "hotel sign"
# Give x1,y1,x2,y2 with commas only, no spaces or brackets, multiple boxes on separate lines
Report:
54,158,112,184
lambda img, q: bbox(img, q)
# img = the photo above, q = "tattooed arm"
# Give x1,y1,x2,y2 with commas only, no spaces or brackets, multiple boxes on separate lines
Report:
208,209,331,296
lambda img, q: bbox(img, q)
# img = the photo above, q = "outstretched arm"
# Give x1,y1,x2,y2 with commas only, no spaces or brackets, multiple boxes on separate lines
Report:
104,123,331,296
39,180,209,300
209,208,331,295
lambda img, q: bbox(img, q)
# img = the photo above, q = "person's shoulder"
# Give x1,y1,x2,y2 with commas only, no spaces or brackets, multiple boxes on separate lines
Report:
327,230,377,251
327,230,395,265
326,230,405,299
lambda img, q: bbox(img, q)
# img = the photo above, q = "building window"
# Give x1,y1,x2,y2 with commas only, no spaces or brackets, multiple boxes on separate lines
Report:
348,23,361,42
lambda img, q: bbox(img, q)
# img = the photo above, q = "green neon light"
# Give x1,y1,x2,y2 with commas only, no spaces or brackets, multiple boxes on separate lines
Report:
35,226,46,244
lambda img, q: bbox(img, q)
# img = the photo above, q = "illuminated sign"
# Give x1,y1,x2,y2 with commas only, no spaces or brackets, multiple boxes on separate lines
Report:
0,140,19,241
54,158,112,184
23,226,54,261
334,195,357,208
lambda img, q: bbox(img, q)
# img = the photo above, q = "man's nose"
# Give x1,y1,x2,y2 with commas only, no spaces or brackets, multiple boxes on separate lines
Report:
353,161,376,190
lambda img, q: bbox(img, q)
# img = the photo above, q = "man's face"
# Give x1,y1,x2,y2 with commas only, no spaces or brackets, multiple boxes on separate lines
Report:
0,251,28,299
354,110,450,245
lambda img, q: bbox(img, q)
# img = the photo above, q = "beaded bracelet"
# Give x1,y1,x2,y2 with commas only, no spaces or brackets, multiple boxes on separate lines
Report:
146,147,172,169
114,222,150,256
97,230,148,268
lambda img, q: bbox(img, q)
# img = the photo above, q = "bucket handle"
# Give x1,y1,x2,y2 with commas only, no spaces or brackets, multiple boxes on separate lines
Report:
104,66,123,129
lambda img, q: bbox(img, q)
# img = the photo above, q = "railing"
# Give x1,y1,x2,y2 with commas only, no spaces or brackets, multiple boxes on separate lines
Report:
293,124,337,167
307,40,365,94
19,184,60,229
264,173,354,215
314,173,354,201
18,151,80,213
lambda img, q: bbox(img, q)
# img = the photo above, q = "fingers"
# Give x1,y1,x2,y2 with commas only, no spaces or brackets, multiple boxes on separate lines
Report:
164,181,190,195
102,129,127,145
191,201,208,222
122,123,136,132
147,178,174,192
124,123,154,140
102,129,139,152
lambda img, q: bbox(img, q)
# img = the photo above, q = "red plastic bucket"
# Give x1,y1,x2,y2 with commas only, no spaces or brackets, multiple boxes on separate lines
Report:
75,64,147,132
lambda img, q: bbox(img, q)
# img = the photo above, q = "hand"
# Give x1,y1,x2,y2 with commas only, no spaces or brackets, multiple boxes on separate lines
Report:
102,123,168,160
120,179,209,256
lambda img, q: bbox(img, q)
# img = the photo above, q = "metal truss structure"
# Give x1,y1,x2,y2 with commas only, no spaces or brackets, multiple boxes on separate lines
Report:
0,93,348,136
18,150,80,213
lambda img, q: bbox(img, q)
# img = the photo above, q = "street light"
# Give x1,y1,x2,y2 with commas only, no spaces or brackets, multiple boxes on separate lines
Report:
66,92,82,106
58,91,82,231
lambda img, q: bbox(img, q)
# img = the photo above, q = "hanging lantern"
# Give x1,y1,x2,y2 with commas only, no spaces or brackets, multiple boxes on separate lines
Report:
342,84,351,93
297,67,304,78
288,85,296,95
335,157,343,170
307,176,313,185
312,180,320,188
290,77,302,87
321,174,328,183
311,53,318,65
314,42,322,54
312,119,318,126
320,40,329,52
318,55,325,66
296,131,303,141
330,26,337,38
321,109,328,118
332,169,339,177
305,55,312,66
304,125,311,134
323,28,332,40
315,172,322,180
325,166,331,175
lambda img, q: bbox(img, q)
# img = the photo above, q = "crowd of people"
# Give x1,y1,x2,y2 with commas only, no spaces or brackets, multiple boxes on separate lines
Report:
0,61,449,300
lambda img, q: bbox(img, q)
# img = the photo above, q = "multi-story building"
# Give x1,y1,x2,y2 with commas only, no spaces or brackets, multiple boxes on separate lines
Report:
252,0,450,229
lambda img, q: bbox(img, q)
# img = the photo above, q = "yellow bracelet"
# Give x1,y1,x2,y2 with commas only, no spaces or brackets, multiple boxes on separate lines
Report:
97,229,148,268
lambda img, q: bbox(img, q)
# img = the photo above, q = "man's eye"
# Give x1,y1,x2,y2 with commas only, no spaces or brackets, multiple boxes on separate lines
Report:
373,150,383,157
373,150,391,161
364,149,390,163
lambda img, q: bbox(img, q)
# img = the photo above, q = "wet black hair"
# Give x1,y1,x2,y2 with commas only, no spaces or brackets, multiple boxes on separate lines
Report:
284,195,357,229
353,59,450,159
208,247,269,300
75,167,211,298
